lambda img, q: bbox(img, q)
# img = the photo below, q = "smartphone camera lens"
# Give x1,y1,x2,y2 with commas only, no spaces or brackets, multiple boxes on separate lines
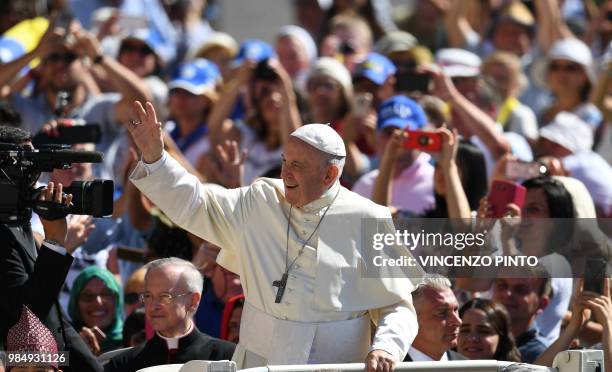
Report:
538,164,548,176
417,135,430,146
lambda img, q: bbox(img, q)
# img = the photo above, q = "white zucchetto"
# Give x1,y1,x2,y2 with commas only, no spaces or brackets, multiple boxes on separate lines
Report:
290,124,346,157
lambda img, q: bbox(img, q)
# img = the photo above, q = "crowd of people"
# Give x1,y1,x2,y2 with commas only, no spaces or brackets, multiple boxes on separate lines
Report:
1,0,612,371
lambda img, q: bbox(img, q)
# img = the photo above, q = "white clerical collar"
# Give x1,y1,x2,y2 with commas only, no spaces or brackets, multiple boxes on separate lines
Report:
301,181,340,213
407,347,448,362
156,320,194,350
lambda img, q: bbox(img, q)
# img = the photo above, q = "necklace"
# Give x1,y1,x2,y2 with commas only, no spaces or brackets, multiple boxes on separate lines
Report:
273,188,340,303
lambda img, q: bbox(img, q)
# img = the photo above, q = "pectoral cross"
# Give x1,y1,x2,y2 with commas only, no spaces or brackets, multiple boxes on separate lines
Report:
273,273,289,303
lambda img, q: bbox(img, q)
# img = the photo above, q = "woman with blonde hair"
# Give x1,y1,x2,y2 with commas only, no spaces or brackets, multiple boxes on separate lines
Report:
481,51,538,144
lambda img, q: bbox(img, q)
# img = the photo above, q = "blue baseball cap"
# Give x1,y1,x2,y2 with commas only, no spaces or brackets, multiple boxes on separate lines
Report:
353,52,396,85
377,95,427,131
231,39,275,67
169,59,221,96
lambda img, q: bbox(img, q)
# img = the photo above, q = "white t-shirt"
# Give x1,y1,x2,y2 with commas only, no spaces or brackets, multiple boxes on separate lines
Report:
236,121,283,184
537,254,574,345
352,153,435,215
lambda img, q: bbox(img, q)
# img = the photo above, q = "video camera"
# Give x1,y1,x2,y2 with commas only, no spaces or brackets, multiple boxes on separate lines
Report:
0,143,113,225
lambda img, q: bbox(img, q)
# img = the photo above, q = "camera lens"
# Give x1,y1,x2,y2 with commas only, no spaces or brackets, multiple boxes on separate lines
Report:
417,135,430,146
64,180,114,217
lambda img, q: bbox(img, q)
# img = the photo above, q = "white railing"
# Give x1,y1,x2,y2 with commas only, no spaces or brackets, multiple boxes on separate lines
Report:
132,350,605,372
241,360,548,372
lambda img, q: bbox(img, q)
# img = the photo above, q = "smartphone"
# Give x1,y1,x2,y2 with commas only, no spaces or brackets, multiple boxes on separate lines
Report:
487,180,527,218
395,70,431,94
352,93,373,118
54,10,73,31
403,130,442,152
33,124,102,146
505,161,548,180
583,258,608,294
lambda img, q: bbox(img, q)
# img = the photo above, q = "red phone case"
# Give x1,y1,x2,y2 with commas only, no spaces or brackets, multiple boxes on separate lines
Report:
403,130,442,152
488,180,526,218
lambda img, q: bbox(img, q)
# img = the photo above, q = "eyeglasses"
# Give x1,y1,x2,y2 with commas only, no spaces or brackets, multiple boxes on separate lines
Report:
139,292,192,306
124,292,141,305
120,44,153,56
307,79,340,92
47,52,79,64
80,290,114,303
549,62,582,73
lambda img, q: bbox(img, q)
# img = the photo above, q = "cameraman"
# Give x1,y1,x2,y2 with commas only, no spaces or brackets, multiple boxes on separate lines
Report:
0,126,102,371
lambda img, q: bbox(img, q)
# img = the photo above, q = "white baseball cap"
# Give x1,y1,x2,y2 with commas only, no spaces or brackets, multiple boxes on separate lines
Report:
435,48,482,78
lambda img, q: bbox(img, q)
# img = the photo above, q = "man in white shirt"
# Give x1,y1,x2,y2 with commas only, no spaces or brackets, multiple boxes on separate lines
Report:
404,275,466,362
127,101,423,371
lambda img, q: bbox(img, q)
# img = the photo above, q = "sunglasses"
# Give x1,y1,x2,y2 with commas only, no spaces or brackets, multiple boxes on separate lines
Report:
549,62,582,73
121,44,153,56
47,52,79,64
124,292,140,305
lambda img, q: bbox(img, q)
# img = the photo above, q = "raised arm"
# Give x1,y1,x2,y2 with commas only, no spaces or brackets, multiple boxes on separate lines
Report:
443,0,476,49
437,128,472,219
429,67,511,159
0,24,65,89
535,281,591,366
372,129,403,207
208,61,256,145
535,0,575,53
581,278,612,371
72,28,151,125
127,101,247,252
269,60,302,145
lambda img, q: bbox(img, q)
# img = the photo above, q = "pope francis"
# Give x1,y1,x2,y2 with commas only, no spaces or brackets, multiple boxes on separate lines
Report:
127,101,424,372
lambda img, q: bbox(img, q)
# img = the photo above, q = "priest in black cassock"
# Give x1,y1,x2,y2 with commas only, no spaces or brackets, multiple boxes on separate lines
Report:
105,258,235,372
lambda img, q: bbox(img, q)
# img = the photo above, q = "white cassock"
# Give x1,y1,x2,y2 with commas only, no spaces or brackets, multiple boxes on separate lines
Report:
131,152,424,368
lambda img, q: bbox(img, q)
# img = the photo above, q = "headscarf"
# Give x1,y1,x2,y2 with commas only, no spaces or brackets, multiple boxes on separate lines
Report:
69,266,124,351
220,294,245,341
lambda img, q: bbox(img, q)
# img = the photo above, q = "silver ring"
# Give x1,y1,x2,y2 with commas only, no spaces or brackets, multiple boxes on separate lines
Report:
130,119,141,127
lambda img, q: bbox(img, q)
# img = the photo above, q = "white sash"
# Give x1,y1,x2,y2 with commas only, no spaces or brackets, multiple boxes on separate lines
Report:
232,302,371,368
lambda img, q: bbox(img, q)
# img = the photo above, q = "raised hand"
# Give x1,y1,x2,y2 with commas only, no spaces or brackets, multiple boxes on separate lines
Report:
39,182,73,245
420,64,458,102
234,60,257,85
209,140,247,188
437,127,458,169
127,101,164,163
581,278,612,327
34,22,67,59
80,326,106,356
64,215,95,253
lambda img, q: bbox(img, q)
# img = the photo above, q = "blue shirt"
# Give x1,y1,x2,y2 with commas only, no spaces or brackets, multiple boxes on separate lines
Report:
516,326,547,364
194,288,224,338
